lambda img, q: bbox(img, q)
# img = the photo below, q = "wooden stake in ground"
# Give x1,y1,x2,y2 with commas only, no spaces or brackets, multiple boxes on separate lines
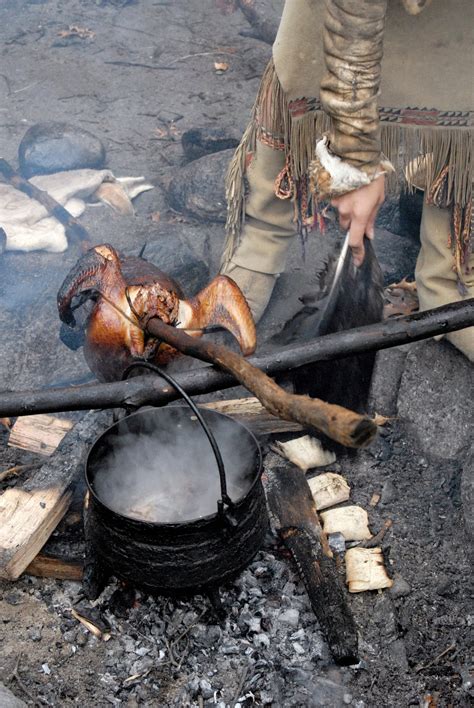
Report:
263,462,359,665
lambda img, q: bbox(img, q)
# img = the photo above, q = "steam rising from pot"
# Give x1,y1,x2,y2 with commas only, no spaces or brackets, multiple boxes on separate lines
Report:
92,412,256,523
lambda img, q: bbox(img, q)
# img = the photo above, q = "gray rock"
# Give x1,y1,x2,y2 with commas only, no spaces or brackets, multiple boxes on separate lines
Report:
167,149,232,223
307,677,347,707
62,629,78,644
387,639,409,672
435,573,453,597
328,533,346,554
0,683,27,708
254,633,270,648
369,346,409,416
19,122,106,178
397,340,474,459
373,228,419,285
27,625,42,641
131,233,210,296
181,127,240,163
198,679,214,699
278,609,300,628
76,631,88,647
389,574,411,599
380,479,397,506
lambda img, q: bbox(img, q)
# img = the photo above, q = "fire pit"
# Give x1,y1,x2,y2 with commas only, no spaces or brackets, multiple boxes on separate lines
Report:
82,367,266,602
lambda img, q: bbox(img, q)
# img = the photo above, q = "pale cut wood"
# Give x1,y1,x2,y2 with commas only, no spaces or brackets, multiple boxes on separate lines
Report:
200,397,303,434
8,414,73,456
0,410,112,581
0,487,72,580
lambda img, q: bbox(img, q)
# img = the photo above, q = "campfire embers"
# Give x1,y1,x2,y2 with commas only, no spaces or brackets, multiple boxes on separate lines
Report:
83,406,266,602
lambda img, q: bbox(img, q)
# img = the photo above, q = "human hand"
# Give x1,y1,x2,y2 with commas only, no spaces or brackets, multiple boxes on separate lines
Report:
330,175,385,266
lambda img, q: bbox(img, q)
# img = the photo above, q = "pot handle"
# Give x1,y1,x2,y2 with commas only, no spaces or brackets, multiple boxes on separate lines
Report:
122,361,237,526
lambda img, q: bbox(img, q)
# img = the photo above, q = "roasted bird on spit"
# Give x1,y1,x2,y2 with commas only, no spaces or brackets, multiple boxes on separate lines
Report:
57,243,256,382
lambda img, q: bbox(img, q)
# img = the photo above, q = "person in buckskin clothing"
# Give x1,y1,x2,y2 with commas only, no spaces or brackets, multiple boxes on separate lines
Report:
220,0,473,360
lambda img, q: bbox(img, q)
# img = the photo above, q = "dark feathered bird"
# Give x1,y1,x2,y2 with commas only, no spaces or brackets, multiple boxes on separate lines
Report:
273,236,384,414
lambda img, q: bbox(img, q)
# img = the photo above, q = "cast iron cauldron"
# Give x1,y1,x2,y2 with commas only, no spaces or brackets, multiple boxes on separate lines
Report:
83,365,267,601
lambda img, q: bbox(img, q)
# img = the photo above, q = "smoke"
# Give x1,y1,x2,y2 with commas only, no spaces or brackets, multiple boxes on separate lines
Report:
92,413,257,523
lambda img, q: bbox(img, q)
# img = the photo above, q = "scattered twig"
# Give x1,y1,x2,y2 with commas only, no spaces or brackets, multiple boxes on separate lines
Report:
165,50,238,66
0,463,41,483
232,665,249,706
359,519,393,548
10,653,45,707
104,61,178,70
0,74,12,96
415,642,457,673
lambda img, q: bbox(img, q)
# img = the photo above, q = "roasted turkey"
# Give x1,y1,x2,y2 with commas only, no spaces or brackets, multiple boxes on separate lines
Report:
57,244,256,382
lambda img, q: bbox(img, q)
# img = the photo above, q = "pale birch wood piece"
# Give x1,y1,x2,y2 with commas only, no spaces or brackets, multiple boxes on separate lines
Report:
272,435,336,471
200,397,303,435
307,473,351,511
0,487,72,580
320,505,372,541
8,414,74,456
345,547,393,592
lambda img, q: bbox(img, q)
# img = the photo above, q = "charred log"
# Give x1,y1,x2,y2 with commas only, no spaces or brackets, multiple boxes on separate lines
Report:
263,463,358,665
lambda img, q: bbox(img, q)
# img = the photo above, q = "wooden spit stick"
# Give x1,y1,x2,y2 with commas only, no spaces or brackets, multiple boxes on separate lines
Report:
0,299,472,421
144,316,376,448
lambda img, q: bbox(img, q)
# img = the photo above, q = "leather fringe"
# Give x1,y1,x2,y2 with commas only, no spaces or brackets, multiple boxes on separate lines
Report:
223,60,472,279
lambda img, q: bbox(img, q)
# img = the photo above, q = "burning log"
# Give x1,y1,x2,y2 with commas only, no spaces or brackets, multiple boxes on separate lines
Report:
0,298,472,418
263,462,359,665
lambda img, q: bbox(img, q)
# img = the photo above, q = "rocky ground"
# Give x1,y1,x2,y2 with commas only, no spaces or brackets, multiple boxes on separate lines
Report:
0,1,472,707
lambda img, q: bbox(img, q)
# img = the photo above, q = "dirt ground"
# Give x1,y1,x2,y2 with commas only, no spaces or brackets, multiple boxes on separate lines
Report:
0,1,472,707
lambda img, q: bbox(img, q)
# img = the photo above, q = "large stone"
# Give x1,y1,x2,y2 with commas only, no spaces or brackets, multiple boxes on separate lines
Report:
167,149,232,223
0,682,27,708
373,228,419,285
19,122,106,178
127,231,210,295
397,340,473,460
181,127,240,163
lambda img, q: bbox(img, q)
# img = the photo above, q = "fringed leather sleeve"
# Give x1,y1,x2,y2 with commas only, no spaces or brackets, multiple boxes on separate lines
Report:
319,0,389,178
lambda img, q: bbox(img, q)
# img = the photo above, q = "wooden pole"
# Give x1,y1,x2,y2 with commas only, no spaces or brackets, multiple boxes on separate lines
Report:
0,298,472,417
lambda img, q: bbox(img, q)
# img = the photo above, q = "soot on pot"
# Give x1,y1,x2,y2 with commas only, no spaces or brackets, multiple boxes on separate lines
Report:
92,413,255,523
